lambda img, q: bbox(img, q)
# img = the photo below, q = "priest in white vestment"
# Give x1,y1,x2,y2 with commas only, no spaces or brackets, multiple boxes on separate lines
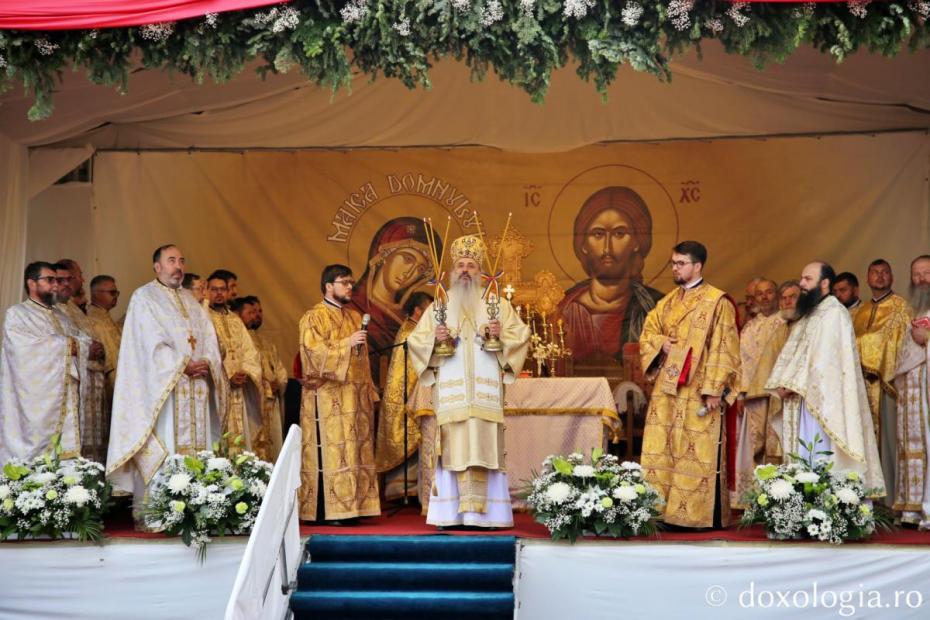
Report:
766,262,885,495
107,245,226,511
408,235,530,528
891,255,930,525
1,262,91,464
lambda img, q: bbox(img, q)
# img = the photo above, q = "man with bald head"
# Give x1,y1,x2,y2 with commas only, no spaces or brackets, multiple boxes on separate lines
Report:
891,255,930,525
733,278,789,506
766,261,885,498
107,244,226,525
556,186,664,364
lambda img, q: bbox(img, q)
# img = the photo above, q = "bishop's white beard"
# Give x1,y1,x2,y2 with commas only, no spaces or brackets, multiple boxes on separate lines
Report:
448,275,485,331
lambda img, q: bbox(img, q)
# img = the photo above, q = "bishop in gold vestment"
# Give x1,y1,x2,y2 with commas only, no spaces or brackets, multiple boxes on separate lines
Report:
298,267,380,521
639,243,740,528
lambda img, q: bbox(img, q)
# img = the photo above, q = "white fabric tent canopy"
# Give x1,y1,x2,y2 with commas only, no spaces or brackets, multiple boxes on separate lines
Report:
1,42,928,312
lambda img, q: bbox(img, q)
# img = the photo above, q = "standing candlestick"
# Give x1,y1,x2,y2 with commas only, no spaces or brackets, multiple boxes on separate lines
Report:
483,292,503,352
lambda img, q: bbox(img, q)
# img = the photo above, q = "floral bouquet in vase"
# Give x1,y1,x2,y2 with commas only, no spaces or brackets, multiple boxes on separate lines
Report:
526,447,663,542
143,435,272,559
0,436,111,542
740,435,885,543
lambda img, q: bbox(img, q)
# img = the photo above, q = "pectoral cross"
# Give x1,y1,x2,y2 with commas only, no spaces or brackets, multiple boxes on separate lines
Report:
187,333,197,352
503,284,515,301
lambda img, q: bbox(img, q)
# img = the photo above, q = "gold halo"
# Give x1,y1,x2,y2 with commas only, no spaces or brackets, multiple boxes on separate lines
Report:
343,194,465,274
547,164,679,287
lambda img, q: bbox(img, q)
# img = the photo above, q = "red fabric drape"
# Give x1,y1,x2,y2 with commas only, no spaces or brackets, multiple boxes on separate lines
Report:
0,1,286,30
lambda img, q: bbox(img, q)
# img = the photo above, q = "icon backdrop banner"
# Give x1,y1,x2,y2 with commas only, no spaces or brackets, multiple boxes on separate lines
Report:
87,130,930,364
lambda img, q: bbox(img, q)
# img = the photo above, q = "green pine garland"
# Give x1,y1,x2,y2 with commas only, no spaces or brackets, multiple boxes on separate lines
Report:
0,1,927,120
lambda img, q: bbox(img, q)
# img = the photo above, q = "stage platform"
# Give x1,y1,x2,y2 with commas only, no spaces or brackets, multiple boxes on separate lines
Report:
3,507,930,619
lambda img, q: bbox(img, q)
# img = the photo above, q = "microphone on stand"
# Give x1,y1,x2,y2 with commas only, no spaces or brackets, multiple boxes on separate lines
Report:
355,313,370,356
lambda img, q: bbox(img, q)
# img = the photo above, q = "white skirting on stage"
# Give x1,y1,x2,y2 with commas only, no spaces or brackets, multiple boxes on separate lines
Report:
426,464,514,528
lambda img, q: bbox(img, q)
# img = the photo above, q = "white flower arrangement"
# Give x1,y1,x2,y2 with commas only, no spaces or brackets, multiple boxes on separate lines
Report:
740,435,884,544
0,437,110,542
526,448,662,542
143,439,272,560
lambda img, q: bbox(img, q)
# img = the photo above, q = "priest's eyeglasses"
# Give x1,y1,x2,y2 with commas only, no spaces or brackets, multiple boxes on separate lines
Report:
334,279,355,287
35,276,57,283
670,260,694,268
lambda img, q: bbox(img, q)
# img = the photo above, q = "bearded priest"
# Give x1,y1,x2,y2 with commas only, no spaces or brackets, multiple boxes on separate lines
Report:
766,261,885,496
107,245,226,516
408,235,530,528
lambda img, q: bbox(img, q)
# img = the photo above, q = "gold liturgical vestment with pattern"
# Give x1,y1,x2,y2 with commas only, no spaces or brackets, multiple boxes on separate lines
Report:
298,301,380,521
249,328,287,463
375,317,421,474
852,294,911,435
639,282,740,528
207,307,262,453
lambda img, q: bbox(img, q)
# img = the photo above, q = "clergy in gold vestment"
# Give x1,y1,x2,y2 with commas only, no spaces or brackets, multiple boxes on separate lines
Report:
87,275,123,396
733,279,788,507
0,262,91,464
233,295,288,463
107,245,226,515
298,264,380,521
852,259,911,503
639,241,740,528
891,256,930,525
408,235,531,528
376,292,433,500
55,261,109,464
767,262,885,496
206,272,262,453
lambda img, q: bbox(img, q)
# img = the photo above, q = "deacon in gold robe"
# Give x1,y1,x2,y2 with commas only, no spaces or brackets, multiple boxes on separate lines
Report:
205,271,262,453
87,275,123,395
891,255,930,525
408,235,531,528
376,291,433,500
639,241,740,528
852,259,911,502
0,262,91,464
767,262,885,495
107,245,226,516
733,279,789,507
298,264,380,522
233,295,288,463
55,260,109,464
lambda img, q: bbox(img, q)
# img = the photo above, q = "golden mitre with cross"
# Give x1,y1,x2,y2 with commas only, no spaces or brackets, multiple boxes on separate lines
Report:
449,234,486,264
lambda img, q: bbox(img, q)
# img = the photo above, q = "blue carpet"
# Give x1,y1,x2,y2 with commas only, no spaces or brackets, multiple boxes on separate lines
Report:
290,535,516,620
